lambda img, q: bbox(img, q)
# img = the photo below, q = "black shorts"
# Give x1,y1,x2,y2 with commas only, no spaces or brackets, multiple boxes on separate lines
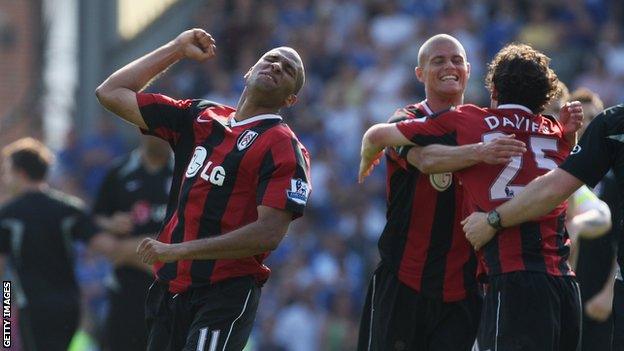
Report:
614,279,624,351
357,263,481,351
145,276,261,351
475,271,582,351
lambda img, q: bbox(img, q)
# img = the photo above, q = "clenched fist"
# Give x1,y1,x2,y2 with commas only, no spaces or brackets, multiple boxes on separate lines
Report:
174,28,216,62
136,238,182,264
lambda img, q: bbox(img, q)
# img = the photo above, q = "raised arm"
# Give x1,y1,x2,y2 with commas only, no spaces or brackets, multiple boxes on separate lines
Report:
136,206,292,263
95,28,216,129
407,134,526,174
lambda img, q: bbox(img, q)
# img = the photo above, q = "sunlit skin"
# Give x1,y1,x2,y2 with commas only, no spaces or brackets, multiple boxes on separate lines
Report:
237,47,304,115
416,37,470,111
135,46,306,264
89,31,308,265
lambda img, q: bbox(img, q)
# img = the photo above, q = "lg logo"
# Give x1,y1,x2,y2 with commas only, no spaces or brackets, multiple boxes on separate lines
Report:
186,146,226,186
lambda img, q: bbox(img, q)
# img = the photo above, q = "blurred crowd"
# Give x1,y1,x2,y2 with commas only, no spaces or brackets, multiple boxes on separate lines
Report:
3,0,624,349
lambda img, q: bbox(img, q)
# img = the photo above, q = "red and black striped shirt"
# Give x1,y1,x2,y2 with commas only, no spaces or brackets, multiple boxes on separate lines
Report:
396,104,574,280
137,93,311,293
380,101,476,302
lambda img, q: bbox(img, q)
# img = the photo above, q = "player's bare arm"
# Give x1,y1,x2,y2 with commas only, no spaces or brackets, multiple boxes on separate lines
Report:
136,206,292,264
95,28,216,129
462,168,584,250
359,123,412,183
408,134,527,174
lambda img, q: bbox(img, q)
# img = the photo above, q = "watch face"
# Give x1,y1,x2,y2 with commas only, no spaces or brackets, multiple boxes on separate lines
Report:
487,211,500,227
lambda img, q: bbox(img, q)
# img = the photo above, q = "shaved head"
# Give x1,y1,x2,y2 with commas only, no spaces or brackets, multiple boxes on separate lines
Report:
263,46,306,94
418,34,467,67
414,34,470,106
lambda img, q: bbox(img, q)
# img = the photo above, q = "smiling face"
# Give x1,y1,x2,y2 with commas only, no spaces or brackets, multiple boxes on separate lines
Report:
416,37,470,101
245,47,305,108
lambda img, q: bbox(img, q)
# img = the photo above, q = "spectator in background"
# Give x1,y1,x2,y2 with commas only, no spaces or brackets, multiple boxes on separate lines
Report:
0,138,117,350
57,119,127,201
320,291,358,351
93,136,173,351
574,56,621,107
76,118,127,198
273,288,323,351
517,3,559,52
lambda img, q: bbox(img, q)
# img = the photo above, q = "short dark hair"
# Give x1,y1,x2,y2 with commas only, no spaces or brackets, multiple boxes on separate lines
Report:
2,138,54,181
486,44,559,114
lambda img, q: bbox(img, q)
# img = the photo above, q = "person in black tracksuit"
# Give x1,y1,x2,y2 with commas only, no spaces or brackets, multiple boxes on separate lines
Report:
93,136,173,351
0,138,116,351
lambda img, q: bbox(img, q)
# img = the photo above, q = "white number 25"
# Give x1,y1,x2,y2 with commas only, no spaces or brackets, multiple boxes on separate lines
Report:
483,133,558,200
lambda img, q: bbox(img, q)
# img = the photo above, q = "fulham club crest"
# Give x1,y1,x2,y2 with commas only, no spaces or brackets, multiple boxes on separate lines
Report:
429,172,453,191
237,130,259,151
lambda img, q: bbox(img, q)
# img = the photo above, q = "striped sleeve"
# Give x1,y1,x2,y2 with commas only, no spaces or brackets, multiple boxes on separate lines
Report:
386,107,417,170
256,138,311,219
395,111,458,146
136,93,196,146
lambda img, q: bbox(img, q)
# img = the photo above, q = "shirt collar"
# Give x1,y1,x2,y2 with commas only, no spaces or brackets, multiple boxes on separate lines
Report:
421,100,434,115
497,104,532,113
228,114,282,127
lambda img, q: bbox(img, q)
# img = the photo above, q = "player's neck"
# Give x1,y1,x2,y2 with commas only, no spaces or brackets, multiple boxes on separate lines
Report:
425,95,463,113
234,92,280,122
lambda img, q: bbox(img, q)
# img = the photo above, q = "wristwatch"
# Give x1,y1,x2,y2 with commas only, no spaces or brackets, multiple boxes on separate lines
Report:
486,210,504,230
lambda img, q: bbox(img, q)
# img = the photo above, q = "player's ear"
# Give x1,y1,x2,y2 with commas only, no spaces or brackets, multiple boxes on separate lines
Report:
284,94,297,108
466,62,471,78
415,66,425,83
490,87,499,108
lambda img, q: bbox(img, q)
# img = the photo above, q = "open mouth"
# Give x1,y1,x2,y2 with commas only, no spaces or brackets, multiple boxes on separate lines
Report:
440,74,459,82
